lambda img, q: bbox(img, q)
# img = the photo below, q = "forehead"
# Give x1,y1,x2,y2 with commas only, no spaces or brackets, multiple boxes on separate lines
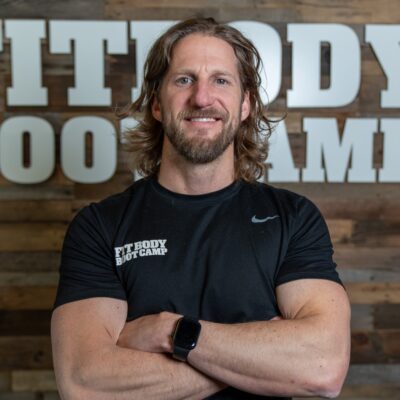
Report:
168,33,240,76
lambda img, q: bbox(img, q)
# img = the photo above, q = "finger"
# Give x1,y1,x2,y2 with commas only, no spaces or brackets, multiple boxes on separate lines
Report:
270,316,283,321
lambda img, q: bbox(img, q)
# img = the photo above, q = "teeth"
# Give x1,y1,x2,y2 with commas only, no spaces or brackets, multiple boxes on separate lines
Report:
190,118,216,122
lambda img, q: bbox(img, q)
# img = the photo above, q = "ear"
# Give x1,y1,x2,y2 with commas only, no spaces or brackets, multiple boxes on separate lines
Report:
151,96,162,122
240,90,250,122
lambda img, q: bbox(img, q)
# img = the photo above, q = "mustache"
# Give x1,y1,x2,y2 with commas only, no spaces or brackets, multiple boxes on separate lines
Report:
177,108,228,122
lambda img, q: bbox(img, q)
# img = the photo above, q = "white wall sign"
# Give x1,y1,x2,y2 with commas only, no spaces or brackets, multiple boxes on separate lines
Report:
0,117,55,183
302,118,377,182
0,19,399,184
61,116,117,183
5,20,48,106
379,119,400,182
366,25,400,108
287,24,361,108
49,21,128,106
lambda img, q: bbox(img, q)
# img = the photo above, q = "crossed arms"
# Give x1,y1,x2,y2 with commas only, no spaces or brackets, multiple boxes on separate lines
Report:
51,279,351,399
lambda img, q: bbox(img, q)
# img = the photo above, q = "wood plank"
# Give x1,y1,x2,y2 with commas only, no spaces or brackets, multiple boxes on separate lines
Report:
352,330,400,364
339,268,400,283
326,219,354,244
350,331,376,364
0,336,52,369
334,246,400,270
339,384,400,399
345,283,400,304
351,220,400,247
351,331,390,364
0,184,74,201
296,385,400,399
0,252,60,273
0,392,37,400
12,370,56,392
0,370,10,390
350,304,373,331
0,52,9,75
104,0,400,23
0,201,73,222
379,330,400,358
0,0,105,19
374,305,400,330
345,363,400,385
350,304,400,331
273,183,400,221
0,310,51,336
0,287,56,310
43,393,61,400
0,223,67,252
0,273,59,287
0,164,74,200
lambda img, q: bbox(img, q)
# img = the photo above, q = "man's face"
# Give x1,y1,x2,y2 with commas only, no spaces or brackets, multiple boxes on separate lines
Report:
152,33,250,164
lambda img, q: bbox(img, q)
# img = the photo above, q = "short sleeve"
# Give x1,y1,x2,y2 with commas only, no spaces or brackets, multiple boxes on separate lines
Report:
276,196,342,287
53,205,127,309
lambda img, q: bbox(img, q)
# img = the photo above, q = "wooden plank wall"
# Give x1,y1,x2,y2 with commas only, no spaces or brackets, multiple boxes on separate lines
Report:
0,0,399,398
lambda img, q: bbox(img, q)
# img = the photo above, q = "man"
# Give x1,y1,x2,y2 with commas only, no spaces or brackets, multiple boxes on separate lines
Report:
51,18,351,399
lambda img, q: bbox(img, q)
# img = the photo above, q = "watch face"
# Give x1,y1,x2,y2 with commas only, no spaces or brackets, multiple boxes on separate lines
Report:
174,318,201,350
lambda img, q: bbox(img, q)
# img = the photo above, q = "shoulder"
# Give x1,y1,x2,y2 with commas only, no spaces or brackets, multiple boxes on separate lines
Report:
87,177,149,214
241,181,320,219
68,178,150,241
77,177,149,217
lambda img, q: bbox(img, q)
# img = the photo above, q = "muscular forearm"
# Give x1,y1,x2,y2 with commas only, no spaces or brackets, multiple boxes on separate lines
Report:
188,316,350,398
57,344,225,400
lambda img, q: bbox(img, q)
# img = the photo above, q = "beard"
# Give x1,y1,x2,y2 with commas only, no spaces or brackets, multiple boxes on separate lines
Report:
162,108,240,164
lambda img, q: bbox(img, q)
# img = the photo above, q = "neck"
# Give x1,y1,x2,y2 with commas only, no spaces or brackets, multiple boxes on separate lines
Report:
157,144,235,195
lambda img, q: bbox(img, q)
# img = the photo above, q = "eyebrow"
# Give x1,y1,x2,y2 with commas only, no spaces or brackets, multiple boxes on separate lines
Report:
171,70,238,80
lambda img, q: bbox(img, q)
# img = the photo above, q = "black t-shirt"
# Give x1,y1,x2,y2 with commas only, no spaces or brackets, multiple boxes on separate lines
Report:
54,177,342,399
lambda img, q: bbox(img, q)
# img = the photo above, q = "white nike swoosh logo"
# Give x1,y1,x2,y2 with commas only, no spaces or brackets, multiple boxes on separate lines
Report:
251,215,280,223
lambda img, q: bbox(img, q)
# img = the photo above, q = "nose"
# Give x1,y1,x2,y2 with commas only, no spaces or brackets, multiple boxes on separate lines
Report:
190,80,214,108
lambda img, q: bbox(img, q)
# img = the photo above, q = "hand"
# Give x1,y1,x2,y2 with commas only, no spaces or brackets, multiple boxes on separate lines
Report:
117,311,182,354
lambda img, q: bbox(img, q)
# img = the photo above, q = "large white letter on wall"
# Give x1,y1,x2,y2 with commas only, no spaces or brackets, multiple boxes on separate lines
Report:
303,118,377,182
229,21,282,104
287,24,360,107
5,20,48,106
379,118,400,182
130,21,176,101
50,21,128,106
366,25,400,108
0,117,55,183
61,116,117,183
266,121,299,182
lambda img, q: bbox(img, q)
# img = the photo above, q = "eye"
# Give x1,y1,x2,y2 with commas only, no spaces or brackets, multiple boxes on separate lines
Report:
176,76,193,86
216,78,229,85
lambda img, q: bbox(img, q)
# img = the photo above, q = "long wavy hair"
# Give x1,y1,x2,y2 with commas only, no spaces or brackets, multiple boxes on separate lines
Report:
119,17,274,182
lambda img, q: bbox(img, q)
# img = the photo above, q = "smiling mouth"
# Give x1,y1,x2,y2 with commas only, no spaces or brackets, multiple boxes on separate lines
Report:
186,117,219,122
180,109,226,123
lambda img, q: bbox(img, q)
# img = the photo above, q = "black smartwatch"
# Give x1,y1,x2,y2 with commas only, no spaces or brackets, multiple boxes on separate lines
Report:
171,316,201,361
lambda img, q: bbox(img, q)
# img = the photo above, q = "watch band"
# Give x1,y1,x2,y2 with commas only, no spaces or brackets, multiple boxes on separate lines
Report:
172,345,190,362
